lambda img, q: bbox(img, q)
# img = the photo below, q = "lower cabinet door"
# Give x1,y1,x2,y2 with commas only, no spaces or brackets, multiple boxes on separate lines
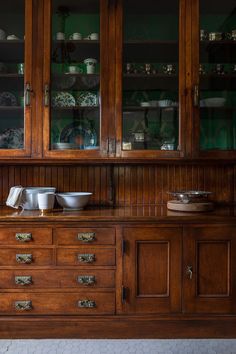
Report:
122,227,182,314
183,226,236,314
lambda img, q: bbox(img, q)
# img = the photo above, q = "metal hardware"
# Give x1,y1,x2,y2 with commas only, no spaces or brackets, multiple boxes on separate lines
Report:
16,254,33,264
78,299,96,308
186,265,193,279
78,254,95,263
77,232,96,243
108,137,116,155
193,84,199,107
122,285,127,303
15,233,32,242
15,300,32,311
44,83,50,107
24,82,33,106
15,276,32,286
78,275,96,286
122,239,126,256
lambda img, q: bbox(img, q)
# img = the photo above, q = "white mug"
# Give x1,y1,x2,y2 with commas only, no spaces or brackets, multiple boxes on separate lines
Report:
0,29,6,40
69,32,82,40
7,34,19,40
56,32,65,40
67,65,83,74
87,33,99,40
84,58,97,74
37,192,55,212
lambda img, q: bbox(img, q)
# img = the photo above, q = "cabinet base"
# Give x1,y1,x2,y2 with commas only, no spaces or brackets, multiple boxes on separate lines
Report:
0,316,236,339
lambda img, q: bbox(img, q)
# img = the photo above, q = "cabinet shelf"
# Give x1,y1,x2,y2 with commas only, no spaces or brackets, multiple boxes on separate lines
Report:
52,74,100,90
0,106,23,110
123,106,178,111
52,106,99,111
123,74,178,90
52,40,99,62
123,40,178,62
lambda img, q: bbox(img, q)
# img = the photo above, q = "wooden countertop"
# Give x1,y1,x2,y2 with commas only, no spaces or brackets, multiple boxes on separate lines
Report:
0,205,235,223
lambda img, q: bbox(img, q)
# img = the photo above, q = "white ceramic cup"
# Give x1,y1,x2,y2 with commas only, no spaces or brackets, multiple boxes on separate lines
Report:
84,58,97,74
68,65,78,73
87,33,99,40
7,34,19,40
56,32,65,40
0,29,6,40
37,192,55,211
69,32,82,40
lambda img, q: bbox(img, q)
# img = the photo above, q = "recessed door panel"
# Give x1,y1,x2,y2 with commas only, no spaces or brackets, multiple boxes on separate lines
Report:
137,241,169,297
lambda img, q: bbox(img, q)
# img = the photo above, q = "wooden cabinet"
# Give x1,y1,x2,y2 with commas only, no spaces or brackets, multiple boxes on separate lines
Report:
0,0,235,160
1,220,236,338
121,225,236,315
121,226,182,314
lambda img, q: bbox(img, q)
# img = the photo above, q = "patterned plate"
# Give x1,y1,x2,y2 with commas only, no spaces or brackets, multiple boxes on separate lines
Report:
0,128,24,149
0,92,17,106
60,122,97,148
75,91,98,106
52,92,76,108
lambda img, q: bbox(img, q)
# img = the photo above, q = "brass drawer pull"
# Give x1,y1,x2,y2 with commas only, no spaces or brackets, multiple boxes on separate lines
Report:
78,299,96,308
77,232,96,243
78,254,95,263
15,233,32,242
16,254,33,264
15,276,32,286
78,275,96,285
15,300,32,311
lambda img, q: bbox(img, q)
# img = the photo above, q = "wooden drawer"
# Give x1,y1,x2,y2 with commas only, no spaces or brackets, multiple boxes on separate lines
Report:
0,269,115,289
57,248,115,266
56,228,115,245
0,293,115,315
0,228,52,245
0,249,53,266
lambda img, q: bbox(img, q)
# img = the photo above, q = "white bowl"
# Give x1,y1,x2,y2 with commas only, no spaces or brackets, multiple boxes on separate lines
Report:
200,98,226,107
157,99,173,107
56,192,92,210
23,187,56,210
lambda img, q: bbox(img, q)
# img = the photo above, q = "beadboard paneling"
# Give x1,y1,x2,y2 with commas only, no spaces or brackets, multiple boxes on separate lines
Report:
114,165,234,205
0,165,112,206
0,164,235,206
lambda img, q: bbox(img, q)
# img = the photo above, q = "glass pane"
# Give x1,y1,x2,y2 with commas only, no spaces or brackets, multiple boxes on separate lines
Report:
50,1,100,151
0,1,25,149
200,0,236,150
122,1,179,151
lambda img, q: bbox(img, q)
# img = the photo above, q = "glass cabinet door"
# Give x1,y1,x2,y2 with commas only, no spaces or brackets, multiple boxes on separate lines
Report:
117,0,184,157
196,0,236,155
43,0,107,157
0,0,32,156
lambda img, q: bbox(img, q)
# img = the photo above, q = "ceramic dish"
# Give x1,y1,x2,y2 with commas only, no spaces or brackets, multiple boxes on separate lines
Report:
0,92,17,106
52,92,76,107
200,98,226,107
56,192,92,210
75,91,98,106
156,99,173,107
60,122,97,148
167,190,212,204
0,127,23,149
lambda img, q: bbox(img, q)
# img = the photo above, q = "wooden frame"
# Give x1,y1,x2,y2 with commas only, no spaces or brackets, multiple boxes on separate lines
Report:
0,0,33,158
114,0,187,159
42,0,110,159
